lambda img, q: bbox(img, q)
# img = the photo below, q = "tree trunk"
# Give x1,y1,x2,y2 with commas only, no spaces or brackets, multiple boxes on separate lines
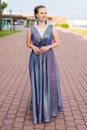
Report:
0,0,2,31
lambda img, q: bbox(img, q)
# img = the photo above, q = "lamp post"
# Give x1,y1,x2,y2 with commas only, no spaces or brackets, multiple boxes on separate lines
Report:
9,9,13,30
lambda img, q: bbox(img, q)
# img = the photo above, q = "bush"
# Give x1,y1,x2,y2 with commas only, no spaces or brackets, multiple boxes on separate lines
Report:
55,23,69,28
61,23,69,28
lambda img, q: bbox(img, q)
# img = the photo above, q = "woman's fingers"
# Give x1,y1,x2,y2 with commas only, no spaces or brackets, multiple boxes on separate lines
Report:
32,46,49,54
40,46,49,53
33,46,40,54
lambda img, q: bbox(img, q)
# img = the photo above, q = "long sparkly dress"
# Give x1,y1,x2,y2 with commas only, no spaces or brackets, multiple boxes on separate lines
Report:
29,24,63,124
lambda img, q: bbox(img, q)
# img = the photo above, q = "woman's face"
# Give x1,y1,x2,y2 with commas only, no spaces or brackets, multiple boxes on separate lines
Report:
36,7,47,22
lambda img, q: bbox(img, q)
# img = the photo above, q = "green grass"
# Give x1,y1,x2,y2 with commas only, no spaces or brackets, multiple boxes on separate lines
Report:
71,29,87,35
0,30,21,38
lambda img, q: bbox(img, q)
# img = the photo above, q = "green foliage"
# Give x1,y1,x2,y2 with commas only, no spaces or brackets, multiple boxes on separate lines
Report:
0,1,8,31
61,23,69,28
55,23,69,28
26,19,35,27
1,2,8,12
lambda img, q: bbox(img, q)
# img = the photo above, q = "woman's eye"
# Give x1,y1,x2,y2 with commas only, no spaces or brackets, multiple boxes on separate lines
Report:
40,12,47,14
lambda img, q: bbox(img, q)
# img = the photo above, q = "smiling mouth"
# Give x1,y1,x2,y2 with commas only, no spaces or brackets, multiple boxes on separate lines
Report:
42,17,47,20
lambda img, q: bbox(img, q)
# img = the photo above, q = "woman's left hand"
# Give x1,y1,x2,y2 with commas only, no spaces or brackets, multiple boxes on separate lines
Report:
40,46,50,53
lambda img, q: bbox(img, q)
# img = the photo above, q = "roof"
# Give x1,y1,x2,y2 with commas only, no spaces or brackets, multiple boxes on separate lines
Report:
2,14,27,20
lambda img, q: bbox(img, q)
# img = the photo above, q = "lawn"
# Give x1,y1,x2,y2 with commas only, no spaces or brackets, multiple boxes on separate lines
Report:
0,30,21,38
70,29,87,35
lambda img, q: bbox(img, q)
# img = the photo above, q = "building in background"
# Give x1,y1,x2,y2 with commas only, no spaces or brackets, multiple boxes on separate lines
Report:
2,13,67,29
2,14,26,29
67,19,87,28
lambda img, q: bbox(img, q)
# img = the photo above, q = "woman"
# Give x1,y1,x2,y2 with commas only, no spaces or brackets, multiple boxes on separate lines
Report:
26,5,63,124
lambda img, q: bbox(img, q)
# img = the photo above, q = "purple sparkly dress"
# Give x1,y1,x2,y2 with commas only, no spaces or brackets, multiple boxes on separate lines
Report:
29,24,63,124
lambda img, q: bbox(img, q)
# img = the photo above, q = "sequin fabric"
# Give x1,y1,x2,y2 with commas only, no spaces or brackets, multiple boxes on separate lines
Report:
29,24,63,124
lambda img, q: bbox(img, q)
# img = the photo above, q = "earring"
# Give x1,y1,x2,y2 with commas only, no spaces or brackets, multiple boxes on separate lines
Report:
36,19,39,25
45,20,47,25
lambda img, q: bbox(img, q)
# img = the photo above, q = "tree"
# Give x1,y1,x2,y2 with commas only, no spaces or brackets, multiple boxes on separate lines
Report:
0,0,8,31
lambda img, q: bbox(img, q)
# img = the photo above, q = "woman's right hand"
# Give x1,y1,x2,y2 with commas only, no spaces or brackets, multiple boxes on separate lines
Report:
32,45,40,54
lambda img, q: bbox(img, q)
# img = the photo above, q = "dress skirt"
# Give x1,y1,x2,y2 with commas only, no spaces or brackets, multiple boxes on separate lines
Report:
29,49,63,124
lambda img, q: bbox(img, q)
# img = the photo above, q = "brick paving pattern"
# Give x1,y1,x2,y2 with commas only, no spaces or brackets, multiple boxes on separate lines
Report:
0,26,87,130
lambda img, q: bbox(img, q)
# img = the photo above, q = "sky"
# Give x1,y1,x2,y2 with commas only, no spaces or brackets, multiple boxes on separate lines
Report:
2,0,87,20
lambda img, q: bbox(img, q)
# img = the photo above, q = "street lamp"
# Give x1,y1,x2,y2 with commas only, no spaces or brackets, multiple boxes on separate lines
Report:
9,9,13,30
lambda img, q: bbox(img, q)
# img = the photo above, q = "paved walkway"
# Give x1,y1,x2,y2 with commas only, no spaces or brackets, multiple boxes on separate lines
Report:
0,26,87,130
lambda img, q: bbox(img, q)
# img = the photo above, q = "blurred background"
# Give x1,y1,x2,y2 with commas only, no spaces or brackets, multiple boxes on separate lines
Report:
0,0,87,30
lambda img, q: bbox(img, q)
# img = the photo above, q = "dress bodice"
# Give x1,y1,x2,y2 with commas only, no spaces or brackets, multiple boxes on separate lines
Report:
34,25,48,38
29,24,53,48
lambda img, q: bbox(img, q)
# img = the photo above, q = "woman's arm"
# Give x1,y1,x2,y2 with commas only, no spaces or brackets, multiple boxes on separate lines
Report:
48,25,60,49
26,28,40,54
26,28,33,48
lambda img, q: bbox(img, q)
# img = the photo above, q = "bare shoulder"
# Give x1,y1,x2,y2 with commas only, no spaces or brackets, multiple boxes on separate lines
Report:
52,25,57,32
26,27,32,37
51,25,59,42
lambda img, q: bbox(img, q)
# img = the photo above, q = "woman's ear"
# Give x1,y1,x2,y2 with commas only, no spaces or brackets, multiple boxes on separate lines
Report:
36,14,38,18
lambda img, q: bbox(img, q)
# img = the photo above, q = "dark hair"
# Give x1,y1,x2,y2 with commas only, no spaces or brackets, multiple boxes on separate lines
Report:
34,5,46,18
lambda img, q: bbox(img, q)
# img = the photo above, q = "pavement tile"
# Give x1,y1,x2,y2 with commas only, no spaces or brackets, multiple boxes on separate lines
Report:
0,26,87,130
76,125,87,130
13,122,23,128
24,120,33,125
75,119,85,125
6,114,16,119
56,124,66,130
34,123,44,128
65,116,74,121
45,126,55,130
65,121,76,127
73,115,83,120
0,122,3,127
15,117,25,123
55,118,65,124
12,128,22,130
66,127,77,130
23,125,33,130
1,124,12,130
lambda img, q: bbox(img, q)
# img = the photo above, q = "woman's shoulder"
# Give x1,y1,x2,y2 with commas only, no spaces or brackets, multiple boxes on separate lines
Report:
48,24,56,29
48,24,57,31
48,24,53,27
27,25,35,33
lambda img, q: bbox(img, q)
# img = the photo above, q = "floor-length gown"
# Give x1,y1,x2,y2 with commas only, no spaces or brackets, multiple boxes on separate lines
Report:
29,24,63,124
